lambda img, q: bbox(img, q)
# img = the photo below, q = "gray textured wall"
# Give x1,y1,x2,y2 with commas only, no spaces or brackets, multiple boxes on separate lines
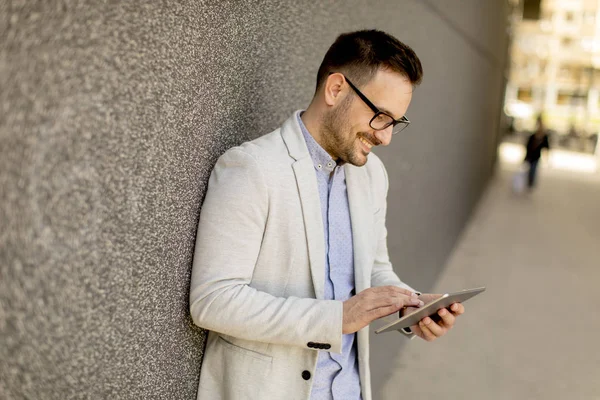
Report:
0,1,507,399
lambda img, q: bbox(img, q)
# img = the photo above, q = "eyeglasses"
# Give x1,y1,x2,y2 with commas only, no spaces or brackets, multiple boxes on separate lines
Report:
333,73,410,135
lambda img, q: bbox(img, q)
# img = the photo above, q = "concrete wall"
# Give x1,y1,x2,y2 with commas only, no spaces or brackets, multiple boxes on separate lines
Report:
368,2,509,397
0,1,507,399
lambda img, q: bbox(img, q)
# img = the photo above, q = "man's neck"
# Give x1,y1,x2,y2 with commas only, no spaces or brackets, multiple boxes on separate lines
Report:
300,107,336,160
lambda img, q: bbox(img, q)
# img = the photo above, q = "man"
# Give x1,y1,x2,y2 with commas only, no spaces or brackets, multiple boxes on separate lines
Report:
524,115,550,189
190,30,465,400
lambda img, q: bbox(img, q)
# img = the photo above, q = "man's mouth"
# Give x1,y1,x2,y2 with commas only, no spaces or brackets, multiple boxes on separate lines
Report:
359,136,376,150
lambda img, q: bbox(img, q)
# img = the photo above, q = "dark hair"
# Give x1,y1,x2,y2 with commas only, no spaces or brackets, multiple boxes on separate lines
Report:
316,30,423,91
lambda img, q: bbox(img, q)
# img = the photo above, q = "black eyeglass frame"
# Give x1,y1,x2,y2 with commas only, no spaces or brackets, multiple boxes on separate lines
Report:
330,72,410,135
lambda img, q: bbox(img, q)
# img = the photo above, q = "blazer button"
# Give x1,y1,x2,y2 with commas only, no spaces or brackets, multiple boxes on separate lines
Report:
307,342,315,348
323,344,331,350
302,370,311,380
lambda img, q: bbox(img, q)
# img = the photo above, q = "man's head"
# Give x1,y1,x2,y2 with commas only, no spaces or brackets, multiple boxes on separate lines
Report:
306,30,423,166
535,114,546,136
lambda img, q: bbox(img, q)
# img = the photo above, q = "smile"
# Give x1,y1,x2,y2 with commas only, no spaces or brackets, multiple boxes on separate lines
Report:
359,136,375,149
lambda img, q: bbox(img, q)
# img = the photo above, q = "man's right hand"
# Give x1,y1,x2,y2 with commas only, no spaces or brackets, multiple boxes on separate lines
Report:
342,286,424,334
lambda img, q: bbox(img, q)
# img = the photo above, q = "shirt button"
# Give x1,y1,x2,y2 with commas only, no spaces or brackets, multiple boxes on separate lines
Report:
302,370,311,380
327,162,333,167
317,164,322,169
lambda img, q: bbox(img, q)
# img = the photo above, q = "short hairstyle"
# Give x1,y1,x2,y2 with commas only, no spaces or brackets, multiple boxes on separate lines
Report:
315,29,423,91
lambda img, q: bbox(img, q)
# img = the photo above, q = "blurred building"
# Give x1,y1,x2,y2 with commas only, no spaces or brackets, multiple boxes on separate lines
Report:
505,0,600,145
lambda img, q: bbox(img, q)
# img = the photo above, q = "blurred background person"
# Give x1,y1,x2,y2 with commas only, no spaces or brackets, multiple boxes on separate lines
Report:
524,114,551,189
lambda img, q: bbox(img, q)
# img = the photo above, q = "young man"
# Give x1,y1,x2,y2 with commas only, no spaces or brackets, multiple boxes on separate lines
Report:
190,30,465,400
525,115,551,189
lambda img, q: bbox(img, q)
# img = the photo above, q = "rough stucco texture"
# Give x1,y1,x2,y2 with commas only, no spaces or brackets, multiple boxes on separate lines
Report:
0,1,507,399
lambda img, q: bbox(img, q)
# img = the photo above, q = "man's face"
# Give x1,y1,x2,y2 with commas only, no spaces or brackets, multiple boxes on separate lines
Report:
321,69,413,166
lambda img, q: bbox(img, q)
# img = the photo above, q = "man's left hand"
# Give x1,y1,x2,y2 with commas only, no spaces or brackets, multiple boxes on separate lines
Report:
403,293,465,342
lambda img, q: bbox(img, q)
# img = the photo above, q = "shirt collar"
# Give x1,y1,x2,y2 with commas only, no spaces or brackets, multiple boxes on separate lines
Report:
297,111,336,173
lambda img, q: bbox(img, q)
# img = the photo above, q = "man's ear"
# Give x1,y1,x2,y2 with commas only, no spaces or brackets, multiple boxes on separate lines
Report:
323,73,346,107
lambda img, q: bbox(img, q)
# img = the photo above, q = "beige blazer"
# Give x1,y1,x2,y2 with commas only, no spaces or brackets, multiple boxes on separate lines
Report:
190,111,416,400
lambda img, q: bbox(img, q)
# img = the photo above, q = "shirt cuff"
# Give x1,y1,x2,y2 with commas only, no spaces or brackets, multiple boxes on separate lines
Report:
398,326,416,339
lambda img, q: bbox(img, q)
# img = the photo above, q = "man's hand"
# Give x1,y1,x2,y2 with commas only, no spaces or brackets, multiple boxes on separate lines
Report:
403,293,465,341
342,286,424,334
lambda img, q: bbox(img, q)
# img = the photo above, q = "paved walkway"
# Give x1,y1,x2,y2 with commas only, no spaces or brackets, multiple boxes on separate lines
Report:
376,151,600,399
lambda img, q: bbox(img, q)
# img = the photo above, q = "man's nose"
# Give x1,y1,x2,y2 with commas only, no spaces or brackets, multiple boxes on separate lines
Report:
373,127,392,146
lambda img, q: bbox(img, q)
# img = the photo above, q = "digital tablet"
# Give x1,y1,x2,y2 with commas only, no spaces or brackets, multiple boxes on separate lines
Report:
374,287,486,334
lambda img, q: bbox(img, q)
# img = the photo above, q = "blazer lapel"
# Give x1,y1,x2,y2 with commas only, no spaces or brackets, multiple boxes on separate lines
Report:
282,112,326,300
292,159,326,300
345,164,374,293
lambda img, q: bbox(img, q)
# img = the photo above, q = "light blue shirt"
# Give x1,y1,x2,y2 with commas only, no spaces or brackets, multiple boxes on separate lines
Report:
298,114,362,400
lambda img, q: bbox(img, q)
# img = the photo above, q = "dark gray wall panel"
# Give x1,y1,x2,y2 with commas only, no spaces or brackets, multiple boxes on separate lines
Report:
0,1,507,399
368,1,508,397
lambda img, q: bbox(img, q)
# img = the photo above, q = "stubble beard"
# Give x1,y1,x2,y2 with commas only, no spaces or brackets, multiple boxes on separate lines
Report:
321,98,368,167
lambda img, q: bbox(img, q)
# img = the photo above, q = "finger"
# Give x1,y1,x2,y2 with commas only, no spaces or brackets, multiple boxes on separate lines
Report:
449,302,465,315
374,286,419,298
437,308,456,328
410,323,423,337
364,293,422,311
417,320,437,341
389,292,424,308
361,294,401,311
420,316,445,337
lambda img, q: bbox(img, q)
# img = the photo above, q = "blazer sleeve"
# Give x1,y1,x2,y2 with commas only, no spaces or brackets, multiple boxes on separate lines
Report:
189,148,343,353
